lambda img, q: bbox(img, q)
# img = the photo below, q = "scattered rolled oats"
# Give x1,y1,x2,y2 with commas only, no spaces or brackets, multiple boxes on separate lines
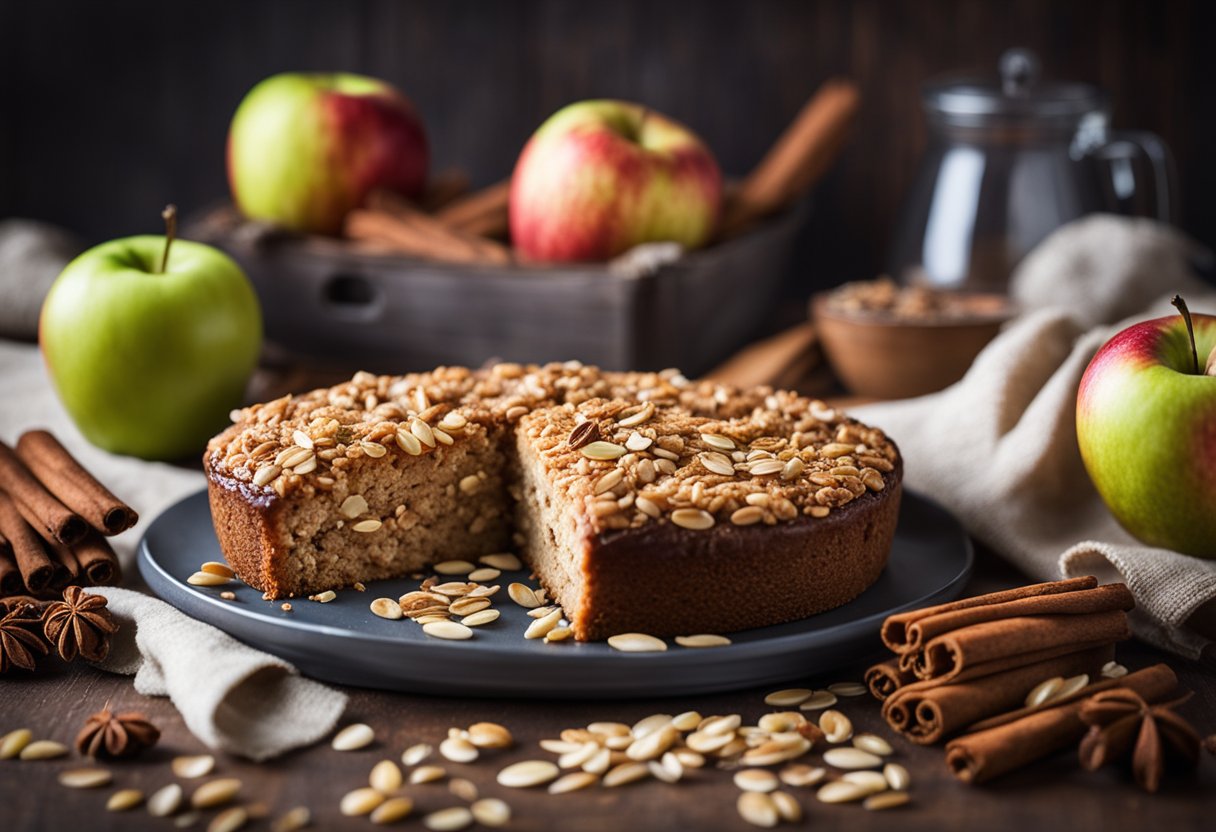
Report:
864,790,911,810
819,710,853,744
0,729,32,759
497,760,560,788
332,723,375,751
823,747,883,770
852,733,894,756
470,798,511,826
736,792,779,827
439,736,479,764
148,783,184,817
172,755,216,779
798,690,838,711
58,768,113,789
370,797,413,824
190,778,241,809
340,787,385,817
106,789,144,811
884,762,911,791
607,633,667,653
410,765,447,785
19,740,68,760
734,768,779,793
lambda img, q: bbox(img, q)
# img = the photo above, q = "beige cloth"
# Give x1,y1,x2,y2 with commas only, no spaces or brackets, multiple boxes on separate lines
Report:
0,220,81,341
855,215,1216,662
94,588,347,762
0,339,348,759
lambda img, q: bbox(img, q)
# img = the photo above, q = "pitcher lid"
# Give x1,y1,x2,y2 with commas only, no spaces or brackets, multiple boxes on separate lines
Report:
923,49,1106,126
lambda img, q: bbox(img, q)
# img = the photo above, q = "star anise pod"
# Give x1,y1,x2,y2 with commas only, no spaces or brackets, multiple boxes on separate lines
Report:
0,602,49,673
1079,688,1201,793
42,586,119,663
75,705,160,759
0,595,50,617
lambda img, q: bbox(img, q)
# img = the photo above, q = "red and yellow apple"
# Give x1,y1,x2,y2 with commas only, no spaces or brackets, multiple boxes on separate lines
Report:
228,72,428,235
1076,297,1216,558
509,100,722,262
41,208,262,461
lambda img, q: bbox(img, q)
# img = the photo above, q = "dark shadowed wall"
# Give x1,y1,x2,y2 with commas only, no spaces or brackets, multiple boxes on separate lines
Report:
1,0,1212,291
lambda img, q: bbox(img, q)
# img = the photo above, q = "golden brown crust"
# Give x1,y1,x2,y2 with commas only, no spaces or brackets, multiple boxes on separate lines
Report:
205,468,287,598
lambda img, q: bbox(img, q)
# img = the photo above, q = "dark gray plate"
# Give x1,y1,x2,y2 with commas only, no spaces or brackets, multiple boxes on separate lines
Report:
138,490,972,698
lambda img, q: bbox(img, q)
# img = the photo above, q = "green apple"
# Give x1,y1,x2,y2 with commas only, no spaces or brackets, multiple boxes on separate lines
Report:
228,72,429,235
509,100,722,261
40,207,262,460
1076,296,1216,558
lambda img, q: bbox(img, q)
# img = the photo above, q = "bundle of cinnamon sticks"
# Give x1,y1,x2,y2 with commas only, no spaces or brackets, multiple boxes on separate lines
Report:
946,663,1180,784
0,430,135,599
345,184,515,267
862,576,1194,782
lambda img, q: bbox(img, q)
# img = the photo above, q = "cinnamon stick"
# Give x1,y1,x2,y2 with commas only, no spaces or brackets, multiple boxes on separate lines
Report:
0,441,87,545
15,430,138,535
347,191,512,265
0,491,61,592
705,322,819,389
72,533,121,587
883,644,1113,745
417,168,471,213
882,576,1097,653
718,79,860,239
0,548,23,596
902,583,1134,654
865,658,917,702
433,180,511,238
945,664,1178,784
911,610,1131,681
46,538,81,586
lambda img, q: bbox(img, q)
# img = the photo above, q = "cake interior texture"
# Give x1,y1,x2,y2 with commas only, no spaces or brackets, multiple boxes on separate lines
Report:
210,422,514,597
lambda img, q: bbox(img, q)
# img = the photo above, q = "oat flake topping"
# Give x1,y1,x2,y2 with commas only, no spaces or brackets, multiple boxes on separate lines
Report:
207,362,899,530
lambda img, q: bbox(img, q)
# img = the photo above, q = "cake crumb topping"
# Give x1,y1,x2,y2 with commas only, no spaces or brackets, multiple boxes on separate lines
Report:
207,363,899,532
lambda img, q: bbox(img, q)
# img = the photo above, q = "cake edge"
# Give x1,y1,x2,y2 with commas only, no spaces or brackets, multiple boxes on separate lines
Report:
567,458,904,640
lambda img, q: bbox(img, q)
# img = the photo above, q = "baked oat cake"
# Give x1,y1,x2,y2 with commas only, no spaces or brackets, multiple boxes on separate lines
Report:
204,363,902,640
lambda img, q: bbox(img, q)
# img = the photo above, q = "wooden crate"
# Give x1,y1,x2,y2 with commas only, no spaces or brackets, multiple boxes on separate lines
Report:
199,206,807,377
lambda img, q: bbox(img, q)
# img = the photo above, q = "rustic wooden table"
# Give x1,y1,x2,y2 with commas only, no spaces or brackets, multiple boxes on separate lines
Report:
3,555,1213,832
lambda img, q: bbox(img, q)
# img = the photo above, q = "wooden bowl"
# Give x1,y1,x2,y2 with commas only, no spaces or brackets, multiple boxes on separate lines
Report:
811,293,1014,400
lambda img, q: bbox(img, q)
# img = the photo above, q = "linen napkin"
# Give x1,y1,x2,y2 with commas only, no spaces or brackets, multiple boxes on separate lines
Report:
0,339,348,758
93,588,347,762
0,219,81,341
854,214,1216,662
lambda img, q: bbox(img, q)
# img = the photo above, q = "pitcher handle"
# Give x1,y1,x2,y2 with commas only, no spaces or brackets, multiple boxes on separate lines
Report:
1095,130,1176,223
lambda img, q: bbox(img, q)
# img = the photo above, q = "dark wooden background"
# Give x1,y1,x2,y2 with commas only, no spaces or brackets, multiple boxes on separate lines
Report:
1,0,1213,289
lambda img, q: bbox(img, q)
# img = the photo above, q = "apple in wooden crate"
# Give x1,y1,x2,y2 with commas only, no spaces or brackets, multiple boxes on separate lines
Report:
40,208,262,460
228,72,429,235
1076,296,1216,558
509,100,722,262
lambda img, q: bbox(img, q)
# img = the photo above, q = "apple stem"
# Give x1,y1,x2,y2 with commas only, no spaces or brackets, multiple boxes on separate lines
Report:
1171,294,1200,374
159,204,177,274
